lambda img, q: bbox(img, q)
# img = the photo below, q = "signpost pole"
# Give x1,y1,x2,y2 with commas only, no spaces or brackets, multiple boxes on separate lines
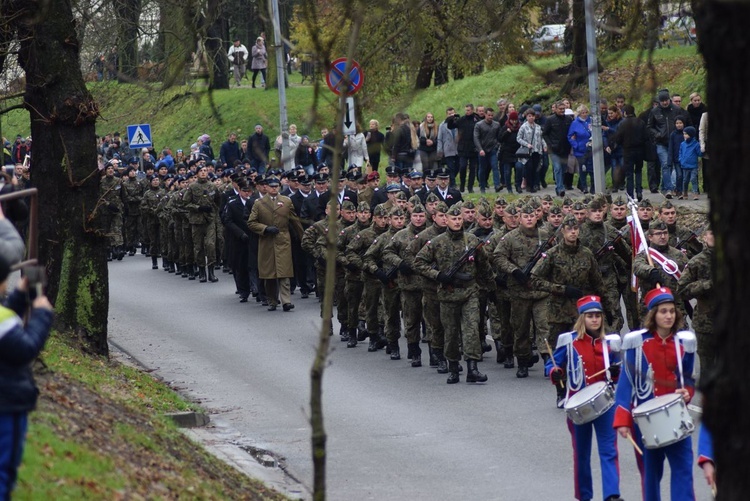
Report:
270,0,288,170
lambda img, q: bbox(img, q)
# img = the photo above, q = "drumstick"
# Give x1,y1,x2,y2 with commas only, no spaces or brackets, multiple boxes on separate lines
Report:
586,361,622,381
626,431,643,455
711,484,717,498
544,339,565,389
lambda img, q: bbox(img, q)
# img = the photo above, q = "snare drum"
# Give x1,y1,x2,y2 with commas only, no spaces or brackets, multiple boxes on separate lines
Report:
632,393,695,449
564,381,615,425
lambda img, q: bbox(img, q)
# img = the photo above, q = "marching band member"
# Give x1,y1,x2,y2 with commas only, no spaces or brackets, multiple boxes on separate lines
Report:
697,424,716,494
614,287,697,501
546,296,623,501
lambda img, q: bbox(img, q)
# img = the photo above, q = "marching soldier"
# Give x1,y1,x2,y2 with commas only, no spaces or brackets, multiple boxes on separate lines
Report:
140,175,162,270
469,203,496,356
183,165,221,282
658,200,703,258
338,201,372,347
99,163,125,261
609,195,640,329
414,203,494,384
121,166,143,255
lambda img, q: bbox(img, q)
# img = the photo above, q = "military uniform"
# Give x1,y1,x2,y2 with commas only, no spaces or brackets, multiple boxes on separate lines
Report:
486,212,515,364
140,181,163,268
414,205,493,383
121,172,143,254
677,245,715,372
183,174,222,282
338,203,371,347
609,197,640,330
99,172,124,259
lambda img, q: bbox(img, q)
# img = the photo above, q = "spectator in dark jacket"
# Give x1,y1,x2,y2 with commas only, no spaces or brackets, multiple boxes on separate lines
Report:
608,104,647,200
499,111,523,194
543,101,574,196
219,133,242,168
447,104,480,193
646,89,690,198
247,125,271,174
686,93,707,131
0,251,54,500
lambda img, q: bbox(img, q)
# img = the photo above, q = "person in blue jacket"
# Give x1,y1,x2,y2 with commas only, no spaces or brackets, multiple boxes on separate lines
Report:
679,126,702,200
546,296,623,501
568,105,594,193
0,254,54,500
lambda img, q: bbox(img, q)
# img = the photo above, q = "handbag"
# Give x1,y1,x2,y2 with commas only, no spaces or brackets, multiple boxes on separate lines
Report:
515,127,535,158
567,152,578,174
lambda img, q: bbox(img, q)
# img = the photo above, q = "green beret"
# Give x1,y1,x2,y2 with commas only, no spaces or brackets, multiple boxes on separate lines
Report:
412,203,426,214
446,204,463,216
373,204,389,216
425,192,440,203
562,215,579,227
435,201,449,213
357,201,371,212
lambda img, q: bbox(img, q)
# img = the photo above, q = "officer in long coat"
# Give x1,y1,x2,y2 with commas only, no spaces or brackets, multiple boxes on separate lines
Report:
247,176,303,311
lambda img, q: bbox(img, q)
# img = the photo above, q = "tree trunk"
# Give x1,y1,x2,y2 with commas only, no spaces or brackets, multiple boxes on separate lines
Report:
561,0,586,95
414,50,434,89
205,0,230,90
114,0,142,81
434,59,449,86
693,0,750,497
11,0,108,355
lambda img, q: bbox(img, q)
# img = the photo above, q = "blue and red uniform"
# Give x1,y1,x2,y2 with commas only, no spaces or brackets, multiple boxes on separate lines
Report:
613,329,696,501
547,328,621,501
697,423,713,469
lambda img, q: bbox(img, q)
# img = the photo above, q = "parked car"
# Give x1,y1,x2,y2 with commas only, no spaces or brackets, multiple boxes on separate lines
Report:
659,14,697,46
532,24,566,53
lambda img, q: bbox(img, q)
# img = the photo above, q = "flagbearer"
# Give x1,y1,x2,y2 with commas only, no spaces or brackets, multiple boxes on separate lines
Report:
632,221,688,324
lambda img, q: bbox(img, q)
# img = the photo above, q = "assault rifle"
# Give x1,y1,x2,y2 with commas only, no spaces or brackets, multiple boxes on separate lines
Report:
384,264,399,289
675,228,704,251
443,236,490,286
594,226,630,259
520,228,561,278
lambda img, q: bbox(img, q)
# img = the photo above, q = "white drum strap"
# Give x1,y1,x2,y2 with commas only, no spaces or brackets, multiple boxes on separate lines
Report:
603,342,612,381
568,343,584,392
635,346,654,400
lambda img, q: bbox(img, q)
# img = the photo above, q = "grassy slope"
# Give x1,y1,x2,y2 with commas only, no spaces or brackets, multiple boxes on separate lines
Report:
14,334,288,500
2,46,703,151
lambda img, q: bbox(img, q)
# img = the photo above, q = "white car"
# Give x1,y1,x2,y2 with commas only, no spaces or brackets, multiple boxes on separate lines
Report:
532,24,566,53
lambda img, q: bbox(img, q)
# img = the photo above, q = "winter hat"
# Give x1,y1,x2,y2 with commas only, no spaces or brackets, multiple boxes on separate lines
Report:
683,126,697,139
508,111,519,121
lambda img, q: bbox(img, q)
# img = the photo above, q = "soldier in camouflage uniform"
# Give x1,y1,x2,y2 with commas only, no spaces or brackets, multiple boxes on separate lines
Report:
460,199,477,230
140,176,163,269
492,197,508,230
633,220,688,323
542,205,563,235
383,203,428,366
302,203,334,326
172,177,190,277
658,200,703,259
99,163,125,261
364,207,407,359
493,204,550,378
609,195,640,330
180,175,197,279
578,198,631,332
677,228,715,372
531,214,610,405
469,203,496,356
121,166,143,255
486,203,518,365
414,203,494,384
183,165,221,283
338,201,371,347
331,201,357,339
346,204,390,351
157,179,173,271
138,163,156,255
407,202,449,372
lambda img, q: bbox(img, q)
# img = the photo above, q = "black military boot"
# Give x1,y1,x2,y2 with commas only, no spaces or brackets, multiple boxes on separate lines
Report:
436,350,448,374
389,342,400,360
181,265,189,278
446,361,460,384
530,343,540,367
161,257,168,270
466,360,488,383
199,267,207,283
207,266,219,283
116,246,125,260
151,255,158,269
516,358,529,378
408,343,422,367
346,328,358,348
503,348,515,369
481,336,492,354
141,245,148,255
188,265,196,279
339,325,349,342
367,332,380,352
128,246,136,256
357,320,368,341
167,260,176,273
378,326,388,350
495,340,506,364
428,345,439,367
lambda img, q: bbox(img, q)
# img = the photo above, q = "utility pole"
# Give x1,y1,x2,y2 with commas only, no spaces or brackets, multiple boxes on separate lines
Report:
584,0,606,193
270,0,289,170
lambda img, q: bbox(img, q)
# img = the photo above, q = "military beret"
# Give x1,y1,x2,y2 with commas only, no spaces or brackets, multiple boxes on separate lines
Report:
346,169,362,181
446,204,463,216
436,167,450,178
207,172,217,180
648,220,668,234
572,202,586,211
495,197,508,206
562,196,573,207
357,201,371,212
341,200,356,211
386,183,402,193
425,192,440,203
462,200,476,209
144,161,156,171
373,204,389,217
562,215,579,227
639,198,653,208
394,191,407,201
549,206,563,215
314,172,329,183
520,204,535,214
184,171,195,179
390,207,405,217
298,174,312,185
541,194,553,202
612,195,627,206
408,170,423,179
123,166,134,174
411,203,426,214
435,201,449,213
477,204,493,218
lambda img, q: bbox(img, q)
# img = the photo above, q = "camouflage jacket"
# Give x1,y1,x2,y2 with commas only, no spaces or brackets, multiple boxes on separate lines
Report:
406,223,447,292
493,226,549,300
337,220,370,281
578,220,631,280
364,226,400,283
677,247,713,334
531,240,608,325
383,223,427,291
470,226,496,292
183,178,220,224
345,223,389,282
121,177,143,213
302,219,329,261
668,222,703,259
140,186,163,218
100,175,123,211
414,228,493,302
633,244,688,308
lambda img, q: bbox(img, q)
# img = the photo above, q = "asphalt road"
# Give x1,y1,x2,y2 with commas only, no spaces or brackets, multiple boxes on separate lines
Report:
109,257,712,500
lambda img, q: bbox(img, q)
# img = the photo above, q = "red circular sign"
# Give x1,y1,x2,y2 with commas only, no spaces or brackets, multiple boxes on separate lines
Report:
326,58,364,95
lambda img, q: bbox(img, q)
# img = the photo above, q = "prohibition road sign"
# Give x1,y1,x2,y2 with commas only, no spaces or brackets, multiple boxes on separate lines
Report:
326,58,364,96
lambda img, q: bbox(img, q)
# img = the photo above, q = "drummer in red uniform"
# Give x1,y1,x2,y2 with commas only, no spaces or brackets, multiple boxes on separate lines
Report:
613,287,696,501
546,296,623,501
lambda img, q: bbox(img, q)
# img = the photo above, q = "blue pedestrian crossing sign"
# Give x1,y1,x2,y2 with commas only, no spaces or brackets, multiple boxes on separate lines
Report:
127,124,153,148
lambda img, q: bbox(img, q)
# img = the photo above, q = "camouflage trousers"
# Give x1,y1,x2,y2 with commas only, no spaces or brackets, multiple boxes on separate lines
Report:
363,279,383,334
168,222,178,262
318,266,348,325
181,218,193,265
602,273,624,332
102,212,123,247
159,218,170,261
139,214,149,247
440,292,481,362
422,289,444,351
124,213,139,249
401,289,423,344
145,215,160,257
620,282,640,330
382,285,401,343
509,297,549,361
345,279,364,329
489,292,512,349
191,221,217,266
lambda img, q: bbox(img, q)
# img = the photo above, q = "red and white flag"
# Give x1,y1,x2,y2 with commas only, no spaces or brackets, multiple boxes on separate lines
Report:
627,203,649,291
